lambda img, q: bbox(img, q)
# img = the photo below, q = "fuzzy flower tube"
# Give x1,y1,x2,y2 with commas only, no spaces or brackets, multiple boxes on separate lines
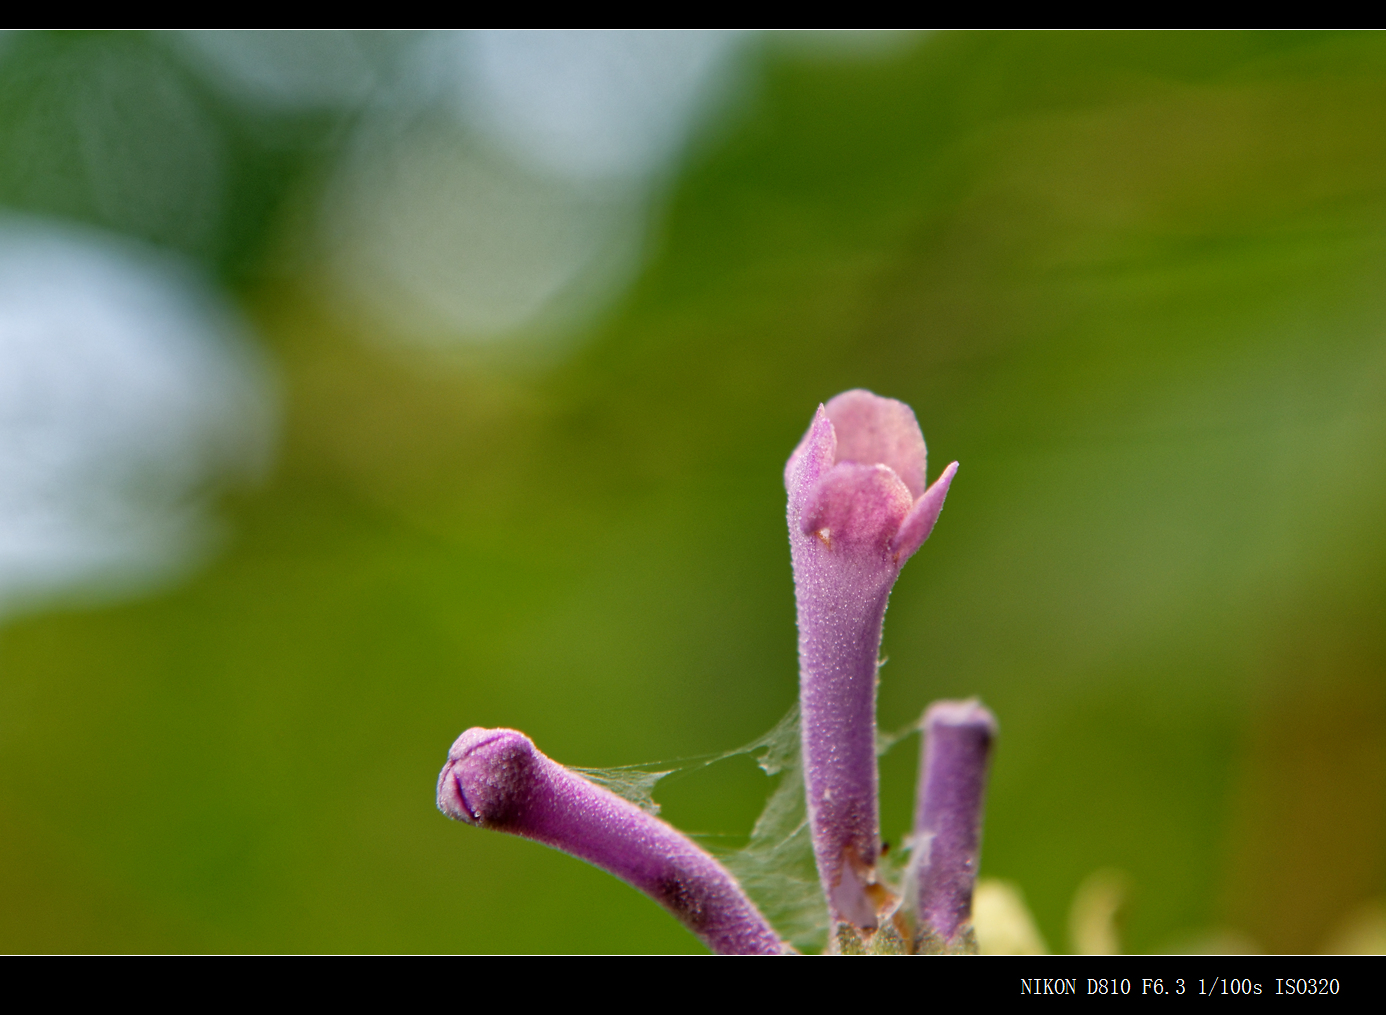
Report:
437,727,789,955
785,390,958,936
911,699,996,953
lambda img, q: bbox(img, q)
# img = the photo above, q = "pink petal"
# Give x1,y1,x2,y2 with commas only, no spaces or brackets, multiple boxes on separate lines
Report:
891,461,958,563
785,404,837,497
801,462,913,551
825,390,927,500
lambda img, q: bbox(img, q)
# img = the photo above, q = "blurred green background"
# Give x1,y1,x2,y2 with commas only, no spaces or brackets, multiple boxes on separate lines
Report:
1,30,1384,954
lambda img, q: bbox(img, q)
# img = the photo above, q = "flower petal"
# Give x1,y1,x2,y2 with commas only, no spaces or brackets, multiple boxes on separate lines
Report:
891,461,957,563
825,390,927,500
801,462,913,552
785,404,836,503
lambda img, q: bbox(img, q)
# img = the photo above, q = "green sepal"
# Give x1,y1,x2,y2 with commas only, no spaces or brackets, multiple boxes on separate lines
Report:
834,923,868,954
867,922,908,954
915,923,979,955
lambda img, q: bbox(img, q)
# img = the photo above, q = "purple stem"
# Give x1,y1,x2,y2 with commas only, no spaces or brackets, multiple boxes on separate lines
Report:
790,522,893,930
437,727,789,955
912,699,997,946
785,391,957,933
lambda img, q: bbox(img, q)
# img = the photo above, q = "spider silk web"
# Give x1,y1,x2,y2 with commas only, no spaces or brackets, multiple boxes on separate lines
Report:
569,704,920,953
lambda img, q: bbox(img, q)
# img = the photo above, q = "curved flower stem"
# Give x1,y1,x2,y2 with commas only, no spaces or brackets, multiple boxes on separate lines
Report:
912,699,997,952
437,727,790,955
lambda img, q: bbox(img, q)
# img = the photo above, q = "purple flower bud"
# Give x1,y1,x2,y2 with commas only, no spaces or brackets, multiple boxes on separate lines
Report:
785,390,958,933
912,699,997,951
437,727,790,955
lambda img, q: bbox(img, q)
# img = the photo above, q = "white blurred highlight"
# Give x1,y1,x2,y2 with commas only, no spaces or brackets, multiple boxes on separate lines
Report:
321,30,747,348
454,31,740,185
173,30,388,112
0,217,275,615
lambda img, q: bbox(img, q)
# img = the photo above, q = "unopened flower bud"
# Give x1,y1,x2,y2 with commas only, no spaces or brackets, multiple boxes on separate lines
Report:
911,699,997,952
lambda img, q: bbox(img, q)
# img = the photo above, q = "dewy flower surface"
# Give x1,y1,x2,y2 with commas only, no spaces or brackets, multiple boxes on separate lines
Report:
785,390,958,934
437,727,788,955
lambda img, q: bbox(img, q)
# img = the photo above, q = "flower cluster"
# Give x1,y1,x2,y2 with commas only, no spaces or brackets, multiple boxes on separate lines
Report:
437,389,993,954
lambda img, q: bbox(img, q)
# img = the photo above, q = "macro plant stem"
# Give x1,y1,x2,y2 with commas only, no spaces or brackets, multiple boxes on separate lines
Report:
437,727,789,955
785,390,957,937
912,699,996,953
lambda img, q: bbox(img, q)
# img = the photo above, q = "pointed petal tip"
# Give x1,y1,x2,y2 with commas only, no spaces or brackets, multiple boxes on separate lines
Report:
785,404,838,494
890,460,958,563
930,460,959,501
